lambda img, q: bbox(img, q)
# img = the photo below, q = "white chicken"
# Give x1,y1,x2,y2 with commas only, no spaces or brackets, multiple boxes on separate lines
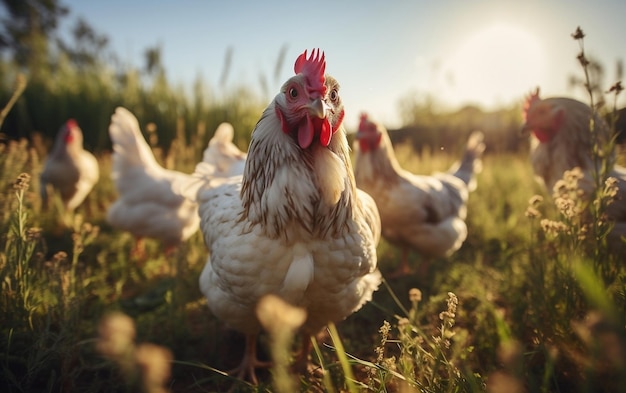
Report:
197,49,381,383
354,113,485,277
106,107,246,255
40,119,100,212
197,122,247,178
521,88,626,246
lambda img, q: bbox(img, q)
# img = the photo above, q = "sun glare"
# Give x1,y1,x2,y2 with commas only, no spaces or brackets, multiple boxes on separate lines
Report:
439,24,546,109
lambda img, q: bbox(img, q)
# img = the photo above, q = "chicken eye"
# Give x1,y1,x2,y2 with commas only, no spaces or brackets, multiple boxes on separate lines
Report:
329,89,338,102
289,87,298,99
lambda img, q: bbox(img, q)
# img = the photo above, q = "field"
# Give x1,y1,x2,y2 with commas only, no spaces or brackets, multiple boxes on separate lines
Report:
1,123,625,393
1,23,625,392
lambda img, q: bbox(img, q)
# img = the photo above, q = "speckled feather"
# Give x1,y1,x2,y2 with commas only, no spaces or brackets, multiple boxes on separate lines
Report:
198,72,381,336
40,120,99,211
354,115,484,258
523,95,626,246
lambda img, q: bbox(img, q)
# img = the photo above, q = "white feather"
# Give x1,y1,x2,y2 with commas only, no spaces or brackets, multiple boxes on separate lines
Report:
314,145,347,206
280,243,315,303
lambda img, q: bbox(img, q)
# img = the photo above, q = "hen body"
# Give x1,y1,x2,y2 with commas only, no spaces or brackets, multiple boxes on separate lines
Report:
522,90,626,246
354,114,484,275
40,119,99,212
107,107,246,249
197,50,381,382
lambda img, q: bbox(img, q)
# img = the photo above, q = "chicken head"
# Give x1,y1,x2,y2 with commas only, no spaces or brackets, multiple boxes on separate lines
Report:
275,48,336,149
355,113,382,152
522,88,565,143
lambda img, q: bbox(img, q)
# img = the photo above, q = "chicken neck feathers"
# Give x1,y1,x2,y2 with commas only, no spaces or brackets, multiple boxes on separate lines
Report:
530,97,612,191
355,118,483,258
199,88,381,336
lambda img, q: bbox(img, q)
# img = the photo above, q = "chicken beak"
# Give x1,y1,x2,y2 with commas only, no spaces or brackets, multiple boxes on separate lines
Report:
308,98,330,119
520,122,531,136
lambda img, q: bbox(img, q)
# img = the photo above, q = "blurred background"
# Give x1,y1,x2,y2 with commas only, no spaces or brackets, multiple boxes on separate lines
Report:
1,0,625,154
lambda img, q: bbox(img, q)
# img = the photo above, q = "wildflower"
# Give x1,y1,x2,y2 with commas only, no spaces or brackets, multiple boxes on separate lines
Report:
397,317,410,330
604,177,619,202
381,355,397,372
577,53,590,67
571,26,585,40
540,219,570,237
558,167,584,189
378,321,391,341
524,207,541,219
529,195,544,206
409,288,422,303
446,292,458,315
26,227,42,241
373,320,392,367
554,196,581,219
607,81,623,95
52,251,68,265
96,312,136,360
256,294,306,335
525,195,543,218
552,179,569,197
135,343,173,393
439,292,458,329
13,173,31,191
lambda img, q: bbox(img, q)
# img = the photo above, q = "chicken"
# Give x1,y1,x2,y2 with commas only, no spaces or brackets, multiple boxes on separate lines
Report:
106,107,246,255
198,122,247,177
521,88,626,246
40,119,100,212
354,113,485,277
197,49,381,383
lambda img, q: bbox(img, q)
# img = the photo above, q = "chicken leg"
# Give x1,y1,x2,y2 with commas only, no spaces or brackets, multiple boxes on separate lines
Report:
228,334,272,384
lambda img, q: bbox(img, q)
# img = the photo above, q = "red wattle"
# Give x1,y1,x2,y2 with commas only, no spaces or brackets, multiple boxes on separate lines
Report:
320,118,332,146
275,107,290,134
298,115,314,149
532,129,552,143
358,139,370,152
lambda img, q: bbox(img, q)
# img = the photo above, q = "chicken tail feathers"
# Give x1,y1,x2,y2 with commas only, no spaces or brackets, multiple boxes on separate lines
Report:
201,122,247,175
108,107,159,171
450,131,485,191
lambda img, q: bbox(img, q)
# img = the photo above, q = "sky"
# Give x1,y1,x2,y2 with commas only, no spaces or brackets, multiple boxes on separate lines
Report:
60,0,626,130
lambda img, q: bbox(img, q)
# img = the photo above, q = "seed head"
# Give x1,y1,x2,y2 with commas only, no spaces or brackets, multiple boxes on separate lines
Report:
571,26,585,40
13,173,31,191
409,288,422,303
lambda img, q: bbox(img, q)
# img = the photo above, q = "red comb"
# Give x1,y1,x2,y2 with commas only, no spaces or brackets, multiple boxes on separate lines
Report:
523,87,541,120
359,113,378,134
359,113,370,130
294,49,326,95
66,119,78,129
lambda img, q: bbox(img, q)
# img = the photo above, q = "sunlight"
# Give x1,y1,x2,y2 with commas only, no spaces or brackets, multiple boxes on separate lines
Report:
439,23,547,109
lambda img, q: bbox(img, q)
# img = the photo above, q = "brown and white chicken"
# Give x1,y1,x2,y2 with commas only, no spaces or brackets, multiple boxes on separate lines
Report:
107,107,246,255
521,88,626,245
354,113,485,277
197,49,381,383
40,119,100,212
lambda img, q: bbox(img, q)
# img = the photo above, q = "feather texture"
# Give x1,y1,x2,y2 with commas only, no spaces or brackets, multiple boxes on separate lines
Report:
40,120,99,212
107,107,245,248
354,114,484,265
197,50,381,383
522,92,626,248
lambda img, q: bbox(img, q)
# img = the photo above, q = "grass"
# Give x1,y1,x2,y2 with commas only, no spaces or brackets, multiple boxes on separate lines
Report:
1,131,624,392
1,27,625,393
